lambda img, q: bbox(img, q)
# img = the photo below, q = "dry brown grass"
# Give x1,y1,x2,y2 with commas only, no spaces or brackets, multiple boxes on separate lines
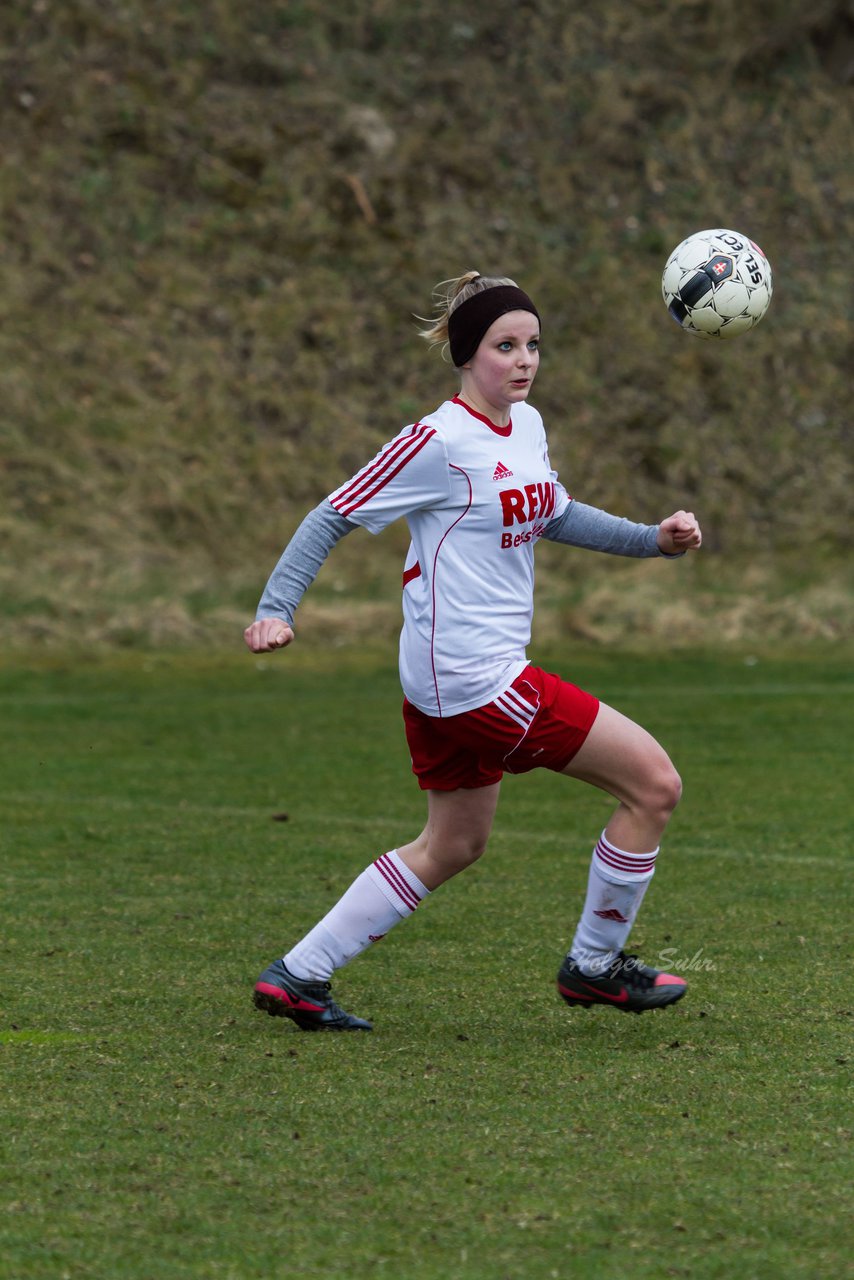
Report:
0,1,851,647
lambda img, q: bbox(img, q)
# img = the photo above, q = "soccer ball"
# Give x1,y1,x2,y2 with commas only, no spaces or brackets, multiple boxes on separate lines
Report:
662,228,773,339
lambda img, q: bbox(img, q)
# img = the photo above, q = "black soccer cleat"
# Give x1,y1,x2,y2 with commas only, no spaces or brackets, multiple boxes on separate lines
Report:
253,958,372,1031
557,951,687,1015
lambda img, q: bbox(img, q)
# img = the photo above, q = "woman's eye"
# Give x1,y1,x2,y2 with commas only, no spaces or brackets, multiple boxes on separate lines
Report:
498,341,512,351
528,340,540,351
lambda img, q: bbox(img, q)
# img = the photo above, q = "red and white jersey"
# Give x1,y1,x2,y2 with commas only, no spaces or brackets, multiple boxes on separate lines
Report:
328,397,570,717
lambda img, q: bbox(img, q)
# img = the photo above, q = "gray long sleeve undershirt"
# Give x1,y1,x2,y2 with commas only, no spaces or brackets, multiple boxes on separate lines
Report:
541,499,664,557
256,498,673,626
256,501,357,625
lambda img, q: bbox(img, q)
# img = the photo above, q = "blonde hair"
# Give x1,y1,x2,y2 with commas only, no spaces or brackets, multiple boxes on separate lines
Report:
417,271,519,352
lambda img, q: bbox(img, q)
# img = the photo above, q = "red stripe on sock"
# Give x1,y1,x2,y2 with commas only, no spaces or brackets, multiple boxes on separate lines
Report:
373,854,420,912
595,838,657,876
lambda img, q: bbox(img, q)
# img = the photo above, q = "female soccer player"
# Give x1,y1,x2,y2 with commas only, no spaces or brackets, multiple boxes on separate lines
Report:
245,271,702,1030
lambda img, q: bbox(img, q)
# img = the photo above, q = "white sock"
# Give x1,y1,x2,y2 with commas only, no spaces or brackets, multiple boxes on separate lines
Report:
570,830,658,976
284,850,429,981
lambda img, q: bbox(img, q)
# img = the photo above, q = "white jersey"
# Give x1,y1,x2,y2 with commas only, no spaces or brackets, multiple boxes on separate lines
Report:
328,397,570,717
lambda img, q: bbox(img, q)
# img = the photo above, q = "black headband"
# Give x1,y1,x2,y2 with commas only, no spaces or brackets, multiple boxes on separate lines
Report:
447,285,540,367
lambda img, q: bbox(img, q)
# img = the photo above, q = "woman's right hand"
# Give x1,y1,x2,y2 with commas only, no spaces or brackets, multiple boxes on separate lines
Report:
243,618,295,653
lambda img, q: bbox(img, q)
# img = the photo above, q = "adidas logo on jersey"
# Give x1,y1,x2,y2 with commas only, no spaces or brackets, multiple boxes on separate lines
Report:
492,461,513,481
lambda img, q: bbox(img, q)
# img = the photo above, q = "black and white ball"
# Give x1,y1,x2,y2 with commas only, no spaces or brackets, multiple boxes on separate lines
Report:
662,229,773,339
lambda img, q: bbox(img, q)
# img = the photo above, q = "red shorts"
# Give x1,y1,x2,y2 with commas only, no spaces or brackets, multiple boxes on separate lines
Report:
402,665,599,791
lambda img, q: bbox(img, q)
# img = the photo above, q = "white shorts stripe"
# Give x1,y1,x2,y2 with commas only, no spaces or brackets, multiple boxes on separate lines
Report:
500,686,538,721
494,691,536,731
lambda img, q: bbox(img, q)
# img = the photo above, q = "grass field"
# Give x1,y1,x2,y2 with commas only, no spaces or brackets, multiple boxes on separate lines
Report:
0,646,850,1279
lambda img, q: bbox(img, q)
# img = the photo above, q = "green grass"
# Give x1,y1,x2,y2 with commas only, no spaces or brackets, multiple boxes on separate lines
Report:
0,647,851,1279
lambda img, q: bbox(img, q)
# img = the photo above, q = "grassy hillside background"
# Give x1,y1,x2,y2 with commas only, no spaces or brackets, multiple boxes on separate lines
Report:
0,0,851,649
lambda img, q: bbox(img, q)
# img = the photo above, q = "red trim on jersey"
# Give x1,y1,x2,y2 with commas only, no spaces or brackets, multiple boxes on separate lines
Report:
331,424,437,517
431,463,473,716
402,561,422,588
452,395,512,438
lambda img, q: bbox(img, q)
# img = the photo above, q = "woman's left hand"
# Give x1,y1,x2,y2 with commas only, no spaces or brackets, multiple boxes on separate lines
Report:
657,510,702,554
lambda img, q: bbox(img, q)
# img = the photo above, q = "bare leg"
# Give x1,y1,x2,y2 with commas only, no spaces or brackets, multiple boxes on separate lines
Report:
561,702,682,849
397,782,502,889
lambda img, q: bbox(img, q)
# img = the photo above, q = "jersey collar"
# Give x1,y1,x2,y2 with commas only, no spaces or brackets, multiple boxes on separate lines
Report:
452,395,513,437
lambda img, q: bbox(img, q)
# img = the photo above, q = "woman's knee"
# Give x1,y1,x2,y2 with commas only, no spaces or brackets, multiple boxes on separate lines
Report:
645,759,682,819
402,820,489,884
422,783,499,871
431,828,489,870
